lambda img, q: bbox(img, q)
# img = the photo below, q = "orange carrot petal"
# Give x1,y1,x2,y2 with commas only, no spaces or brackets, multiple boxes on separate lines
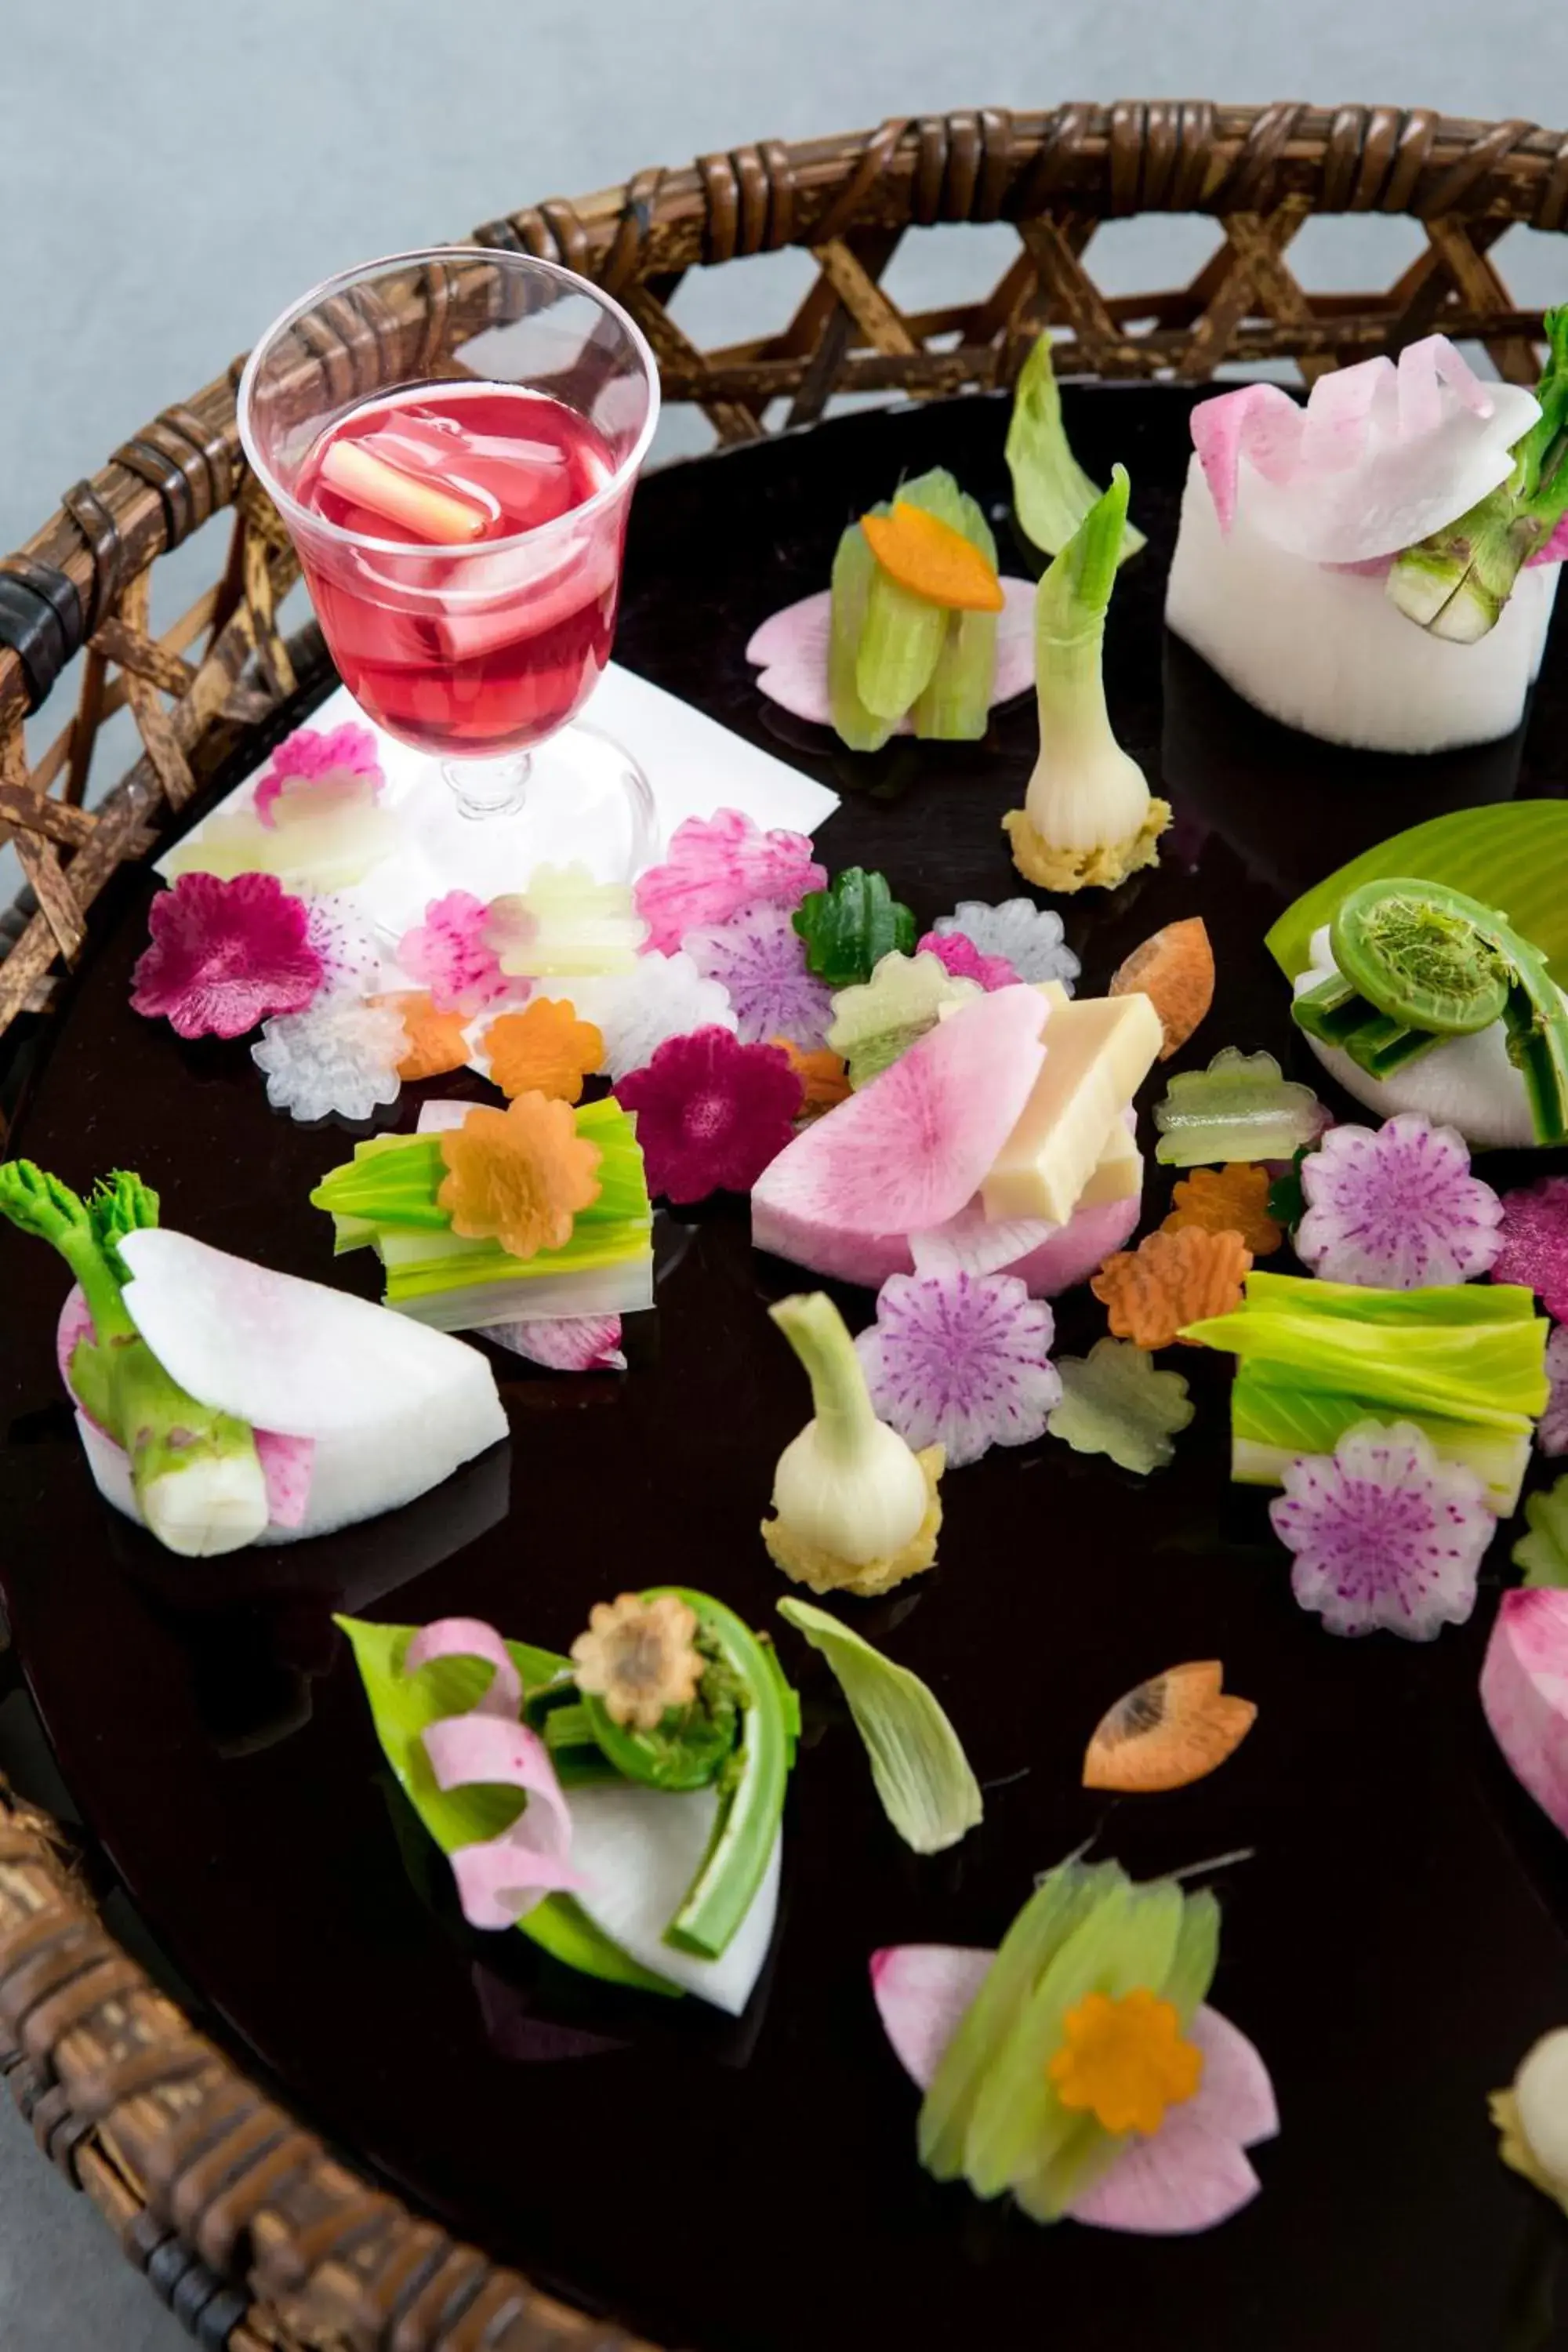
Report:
1091,1225,1252,1350
382,992,471,1082
1161,1163,1283,1257
438,1094,602,1259
485,996,604,1104
861,503,1005,612
771,1036,851,1115
1109,916,1215,1061
1083,1661,1257,1794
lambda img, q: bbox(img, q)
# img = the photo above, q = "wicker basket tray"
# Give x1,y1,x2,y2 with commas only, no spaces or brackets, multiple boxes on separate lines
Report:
2,103,1566,2352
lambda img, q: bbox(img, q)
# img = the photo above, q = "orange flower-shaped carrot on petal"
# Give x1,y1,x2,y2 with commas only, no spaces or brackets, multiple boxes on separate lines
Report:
1162,1163,1283,1257
1109,917,1214,1060
485,996,604,1104
1047,1990,1203,2137
382,992,471,1082
770,1036,851,1116
438,1094,601,1260
1091,1225,1251,1350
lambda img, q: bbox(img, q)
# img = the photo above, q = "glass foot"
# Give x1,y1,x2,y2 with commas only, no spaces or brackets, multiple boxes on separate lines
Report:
413,721,659,898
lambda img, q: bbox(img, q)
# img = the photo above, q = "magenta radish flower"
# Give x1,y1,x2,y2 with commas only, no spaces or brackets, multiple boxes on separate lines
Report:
931,897,1080,990
254,721,383,826
1493,1177,1568,1321
1269,1420,1495,1639
870,1944,1279,2236
855,1269,1062,1468
252,994,406,1123
684,898,834,1047
914,928,1018,991
398,891,510,1016
633,809,826,953
1294,1113,1503,1288
618,1027,802,1202
1540,1326,1568,1457
131,870,324,1040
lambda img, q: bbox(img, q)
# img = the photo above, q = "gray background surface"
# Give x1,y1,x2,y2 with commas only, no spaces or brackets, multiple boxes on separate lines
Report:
2,4,1566,2344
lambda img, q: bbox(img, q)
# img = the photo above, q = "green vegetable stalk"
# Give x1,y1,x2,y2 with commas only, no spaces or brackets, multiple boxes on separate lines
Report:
1004,332,1147,564
1388,308,1568,641
0,1161,267,1555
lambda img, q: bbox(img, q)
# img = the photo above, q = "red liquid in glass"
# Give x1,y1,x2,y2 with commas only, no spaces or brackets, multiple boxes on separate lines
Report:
293,383,622,757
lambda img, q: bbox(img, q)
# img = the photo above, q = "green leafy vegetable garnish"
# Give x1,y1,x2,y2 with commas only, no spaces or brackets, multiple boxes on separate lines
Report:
1389,309,1568,642
793,866,916,989
1186,1269,1548,1514
1291,878,1568,1143
777,1596,981,1854
1004,332,1146,565
1513,1479,1568,1590
0,1159,266,1555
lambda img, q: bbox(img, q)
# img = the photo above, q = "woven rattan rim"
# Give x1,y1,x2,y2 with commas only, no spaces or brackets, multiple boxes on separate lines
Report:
1,100,1565,2350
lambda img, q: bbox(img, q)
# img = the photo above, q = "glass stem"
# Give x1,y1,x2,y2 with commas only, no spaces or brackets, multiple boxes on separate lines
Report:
441,750,533,822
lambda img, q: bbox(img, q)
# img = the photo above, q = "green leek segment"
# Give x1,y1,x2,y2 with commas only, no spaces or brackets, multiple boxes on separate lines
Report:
828,466,1002,746
1004,331,1147,564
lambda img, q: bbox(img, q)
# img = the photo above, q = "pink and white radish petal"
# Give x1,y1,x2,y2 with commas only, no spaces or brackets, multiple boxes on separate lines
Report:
745,582,1038,730
1541,1326,1568,1457
910,1200,1059,1280
855,1269,1061,1468
397,891,512,1017
552,951,735,1084
255,722,383,825
633,809,827,954
130,871,324,1041
304,894,383,996
1294,1113,1503,1290
1481,1587,1568,1838
1493,1178,1568,1323
870,1944,1277,2235
933,898,1080,990
1269,1420,1496,1640
683,898,835,1048
254,1430,314,1528
1002,1188,1142,1300
915,930,1018,991
488,1316,626,1373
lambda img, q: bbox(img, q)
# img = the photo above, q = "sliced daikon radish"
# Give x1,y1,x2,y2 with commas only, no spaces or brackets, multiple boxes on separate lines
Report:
565,1780,781,2014
1167,454,1554,755
117,1229,507,1536
1292,928,1548,1149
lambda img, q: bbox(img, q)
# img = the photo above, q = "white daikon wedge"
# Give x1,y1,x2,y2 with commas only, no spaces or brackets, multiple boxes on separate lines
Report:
565,1780,781,2015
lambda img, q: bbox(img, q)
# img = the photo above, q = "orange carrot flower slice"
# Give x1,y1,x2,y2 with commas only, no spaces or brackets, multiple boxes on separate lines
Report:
382,992,471,1081
860,503,1005,612
1083,1660,1258,1794
771,1036,851,1116
1109,916,1215,1061
438,1094,602,1260
485,996,604,1104
1161,1163,1283,1257
1091,1225,1251,1350
1047,1990,1203,2136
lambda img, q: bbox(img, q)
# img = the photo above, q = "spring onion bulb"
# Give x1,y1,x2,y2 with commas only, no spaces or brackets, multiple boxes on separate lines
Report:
1494,2028,1568,2216
763,1290,944,1595
1004,467,1169,893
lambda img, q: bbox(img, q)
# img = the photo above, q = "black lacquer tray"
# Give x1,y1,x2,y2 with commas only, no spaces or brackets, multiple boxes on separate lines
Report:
3,387,1568,2352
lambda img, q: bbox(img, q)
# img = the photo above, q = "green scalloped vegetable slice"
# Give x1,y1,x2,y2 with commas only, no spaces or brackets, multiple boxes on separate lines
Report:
777,1596,982,1853
1046,1337,1195,1474
1265,801,1568,989
826,949,980,1087
793,866,917,988
1004,331,1147,564
336,1614,677,1995
1513,1477,1568,1589
1152,1047,1324,1167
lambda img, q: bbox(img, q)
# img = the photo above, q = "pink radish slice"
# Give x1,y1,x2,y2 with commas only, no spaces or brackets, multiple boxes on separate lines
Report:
488,1316,626,1373
994,1187,1143,1300
870,1943,1277,2235
1482,1588,1568,1838
752,985,1047,1244
910,1201,1059,1279
746,580,1038,728
1532,518,1568,567
754,1181,1140,1297
57,1284,315,1526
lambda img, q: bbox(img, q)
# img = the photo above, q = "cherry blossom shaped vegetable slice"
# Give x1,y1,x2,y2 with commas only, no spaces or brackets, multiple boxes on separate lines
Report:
855,1269,1061,1468
1092,1228,1252,1351
634,809,826,953
304,893,383,996
1154,1048,1325,1167
542,951,735,1083
932,898,1081,989
1492,1178,1568,1321
252,996,406,1123
826,950,981,1089
618,1029,800,1203
1295,1114,1503,1289
914,930,1018,991
1047,1338,1195,1473
254,721,383,825
1162,1165,1282,1257
1513,1478,1568,1589
745,583,1038,729
131,872,323,1040
1481,1587,1568,1836
397,891,510,1017
1538,1331,1568,1459
684,898,835,1047
1269,1419,1495,1639
488,865,648,978
870,1946,1276,2234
